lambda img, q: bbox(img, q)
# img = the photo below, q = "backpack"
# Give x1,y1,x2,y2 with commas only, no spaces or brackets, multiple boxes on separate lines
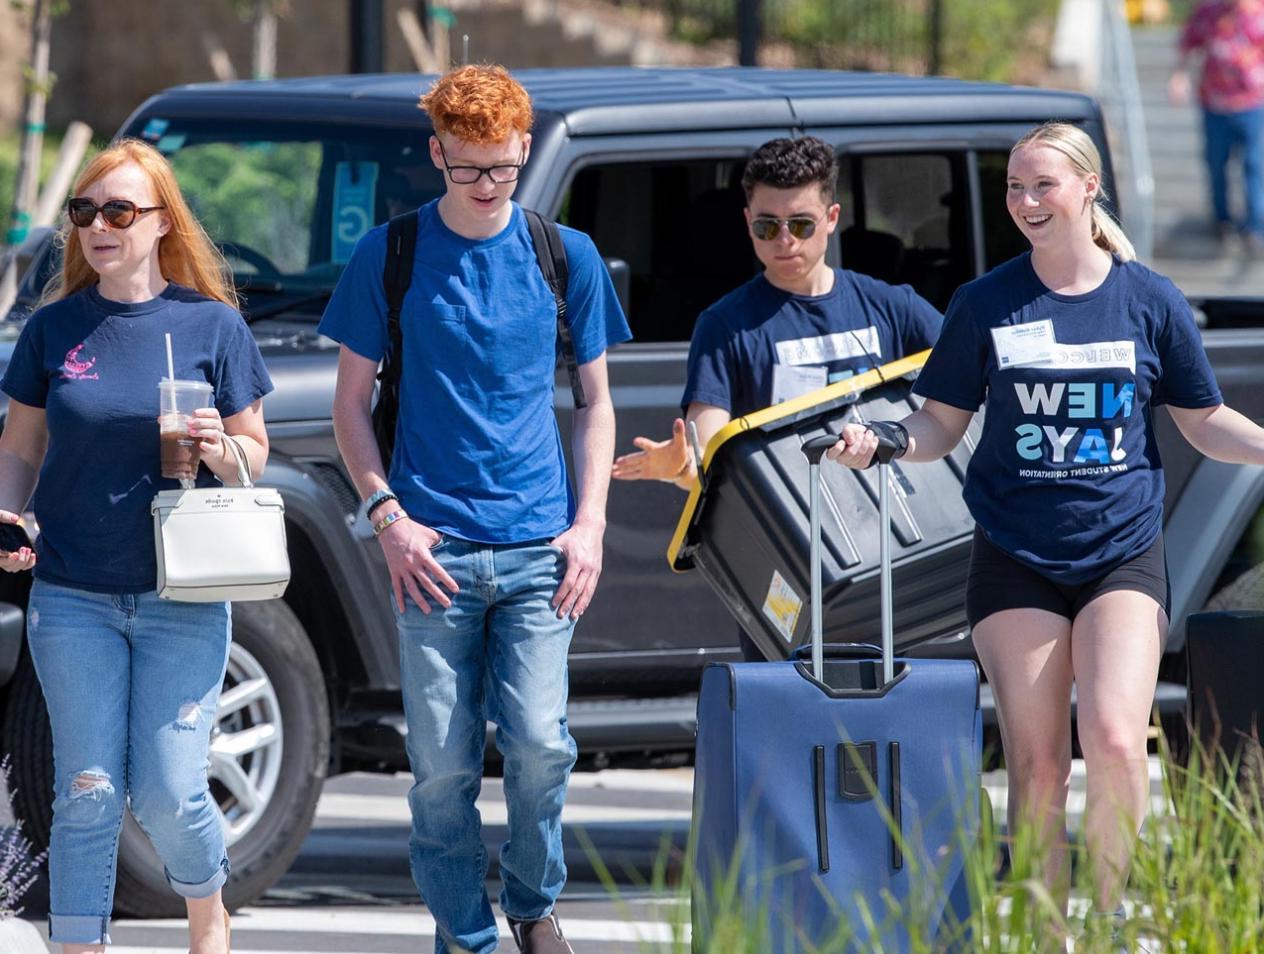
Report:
371,208,587,472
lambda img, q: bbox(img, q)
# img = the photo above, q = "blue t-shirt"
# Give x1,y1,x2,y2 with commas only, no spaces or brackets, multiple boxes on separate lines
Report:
1,284,274,593
318,200,631,543
914,253,1222,585
682,269,942,418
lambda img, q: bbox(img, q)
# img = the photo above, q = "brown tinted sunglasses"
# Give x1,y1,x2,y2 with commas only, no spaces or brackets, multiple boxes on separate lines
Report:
67,198,165,229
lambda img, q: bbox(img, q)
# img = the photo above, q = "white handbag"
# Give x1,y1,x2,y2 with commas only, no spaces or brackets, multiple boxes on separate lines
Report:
151,435,290,602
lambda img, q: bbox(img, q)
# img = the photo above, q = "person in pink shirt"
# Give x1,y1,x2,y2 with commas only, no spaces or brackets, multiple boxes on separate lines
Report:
1169,0,1264,247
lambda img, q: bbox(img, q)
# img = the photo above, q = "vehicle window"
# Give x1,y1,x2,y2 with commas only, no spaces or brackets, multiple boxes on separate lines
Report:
977,150,1030,270
128,117,446,294
169,142,322,275
835,152,972,311
560,158,757,343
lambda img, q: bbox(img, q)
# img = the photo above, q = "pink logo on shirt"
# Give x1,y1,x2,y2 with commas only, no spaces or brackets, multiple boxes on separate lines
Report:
60,343,99,380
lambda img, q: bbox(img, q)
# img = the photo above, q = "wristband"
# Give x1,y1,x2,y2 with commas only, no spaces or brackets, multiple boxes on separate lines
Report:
373,509,408,537
365,488,398,518
863,421,910,468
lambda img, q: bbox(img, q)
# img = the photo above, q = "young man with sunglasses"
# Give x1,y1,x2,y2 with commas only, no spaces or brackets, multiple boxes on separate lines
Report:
319,66,629,954
612,136,940,655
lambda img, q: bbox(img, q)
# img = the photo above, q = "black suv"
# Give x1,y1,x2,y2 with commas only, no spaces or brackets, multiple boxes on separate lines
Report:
5,67,1263,916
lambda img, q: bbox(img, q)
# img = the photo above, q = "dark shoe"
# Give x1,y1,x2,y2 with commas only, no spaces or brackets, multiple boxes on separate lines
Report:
507,913,575,953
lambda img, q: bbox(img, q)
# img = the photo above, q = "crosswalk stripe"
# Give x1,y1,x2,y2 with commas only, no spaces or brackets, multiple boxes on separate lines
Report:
116,909,689,943
316,793,693,825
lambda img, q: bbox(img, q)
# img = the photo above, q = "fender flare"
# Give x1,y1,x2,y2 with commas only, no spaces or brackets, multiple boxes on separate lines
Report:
258,456,399,687
1165,458,1264,651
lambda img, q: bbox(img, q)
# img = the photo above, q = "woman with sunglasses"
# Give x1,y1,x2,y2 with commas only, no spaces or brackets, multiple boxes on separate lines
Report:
830,121,1264,946
0,138,272,954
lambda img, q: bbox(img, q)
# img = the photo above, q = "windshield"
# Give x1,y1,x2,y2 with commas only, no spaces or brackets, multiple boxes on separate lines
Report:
124,115,446,300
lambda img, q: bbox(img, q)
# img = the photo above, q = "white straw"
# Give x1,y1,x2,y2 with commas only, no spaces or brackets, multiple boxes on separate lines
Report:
165,333,175,382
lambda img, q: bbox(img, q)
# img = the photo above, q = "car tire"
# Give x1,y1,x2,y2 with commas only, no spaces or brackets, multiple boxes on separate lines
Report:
2,598,330,918
2,654,54,850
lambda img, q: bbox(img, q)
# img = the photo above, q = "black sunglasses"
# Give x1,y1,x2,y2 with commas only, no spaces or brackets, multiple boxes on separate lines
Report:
67,198,165,229
750,212,827,242
437,140,525,185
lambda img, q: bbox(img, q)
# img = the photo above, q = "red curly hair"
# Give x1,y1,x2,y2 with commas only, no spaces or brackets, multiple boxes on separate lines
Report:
419,65,533,144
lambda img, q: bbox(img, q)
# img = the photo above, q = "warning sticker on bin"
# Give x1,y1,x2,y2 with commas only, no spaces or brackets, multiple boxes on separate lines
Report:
762,570,803,644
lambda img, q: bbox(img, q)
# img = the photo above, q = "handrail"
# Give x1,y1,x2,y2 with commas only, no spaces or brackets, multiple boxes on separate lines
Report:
1098,0,1155,262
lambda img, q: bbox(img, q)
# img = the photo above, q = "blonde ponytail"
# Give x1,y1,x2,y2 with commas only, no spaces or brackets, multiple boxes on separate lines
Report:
1012,121,1136,263
1090,202,1136,262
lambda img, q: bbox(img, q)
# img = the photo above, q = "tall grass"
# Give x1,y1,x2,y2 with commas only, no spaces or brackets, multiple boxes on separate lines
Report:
585,732,1264,952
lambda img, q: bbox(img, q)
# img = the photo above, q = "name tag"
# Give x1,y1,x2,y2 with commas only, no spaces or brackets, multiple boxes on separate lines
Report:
771,363,828,405
991,320,1056,369
775,327,881,366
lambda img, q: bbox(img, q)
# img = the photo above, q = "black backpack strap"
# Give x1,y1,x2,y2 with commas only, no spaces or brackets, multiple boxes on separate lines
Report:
373,209,419,470
524,208,587,409
382,210,419,371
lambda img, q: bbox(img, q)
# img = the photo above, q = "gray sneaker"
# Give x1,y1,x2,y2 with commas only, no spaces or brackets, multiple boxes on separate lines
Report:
507,913,575,954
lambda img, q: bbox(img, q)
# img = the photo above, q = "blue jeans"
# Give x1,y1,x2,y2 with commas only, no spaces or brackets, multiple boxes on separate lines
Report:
1203,106,1264,235
27,579,232,945
396,538,577,954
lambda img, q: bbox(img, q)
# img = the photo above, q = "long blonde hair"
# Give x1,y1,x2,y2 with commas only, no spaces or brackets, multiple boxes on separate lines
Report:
1011,122,1136,263
42,138,238,308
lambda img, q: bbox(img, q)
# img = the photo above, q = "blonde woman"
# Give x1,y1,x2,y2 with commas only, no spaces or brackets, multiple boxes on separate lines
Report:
0,138,272,953
828,122,1264,941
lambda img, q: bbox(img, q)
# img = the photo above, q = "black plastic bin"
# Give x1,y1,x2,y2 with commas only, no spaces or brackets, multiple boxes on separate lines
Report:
667,352,979,660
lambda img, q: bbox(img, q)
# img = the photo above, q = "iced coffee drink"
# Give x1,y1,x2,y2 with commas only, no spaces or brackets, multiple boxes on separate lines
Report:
158,379,213,481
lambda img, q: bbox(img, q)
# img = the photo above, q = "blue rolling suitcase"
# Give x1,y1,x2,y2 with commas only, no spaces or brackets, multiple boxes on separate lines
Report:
692,435,982,952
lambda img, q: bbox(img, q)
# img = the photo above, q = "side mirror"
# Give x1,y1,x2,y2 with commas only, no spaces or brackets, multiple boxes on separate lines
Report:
603,257,632,320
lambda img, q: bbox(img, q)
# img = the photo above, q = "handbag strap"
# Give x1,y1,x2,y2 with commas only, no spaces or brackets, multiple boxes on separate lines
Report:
223,434,254,488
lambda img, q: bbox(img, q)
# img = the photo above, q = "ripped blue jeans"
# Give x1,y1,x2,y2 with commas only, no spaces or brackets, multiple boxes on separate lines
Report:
27,579,232,945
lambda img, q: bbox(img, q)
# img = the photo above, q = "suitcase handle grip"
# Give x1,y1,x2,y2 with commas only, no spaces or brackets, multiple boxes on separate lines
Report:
790,643,882,662
801,434,838,464
801,429,906,466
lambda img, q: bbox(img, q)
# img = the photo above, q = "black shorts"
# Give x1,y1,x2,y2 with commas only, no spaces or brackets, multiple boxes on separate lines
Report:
965,527,1169,629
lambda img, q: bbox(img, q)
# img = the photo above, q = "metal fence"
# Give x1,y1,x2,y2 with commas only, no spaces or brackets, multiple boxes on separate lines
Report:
634,0,942,71
617,0,1058,80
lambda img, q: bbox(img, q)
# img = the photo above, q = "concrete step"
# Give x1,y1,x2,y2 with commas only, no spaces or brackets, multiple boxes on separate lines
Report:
1151,255,1264,297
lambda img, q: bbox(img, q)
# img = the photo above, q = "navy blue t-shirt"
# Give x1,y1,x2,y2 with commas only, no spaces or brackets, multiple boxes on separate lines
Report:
1,284,274,593
683,269,942,418
318,200,631,543
914,253,1221,585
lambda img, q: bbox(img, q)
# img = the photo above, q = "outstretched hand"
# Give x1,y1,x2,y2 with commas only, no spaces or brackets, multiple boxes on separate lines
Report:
612,418,691,482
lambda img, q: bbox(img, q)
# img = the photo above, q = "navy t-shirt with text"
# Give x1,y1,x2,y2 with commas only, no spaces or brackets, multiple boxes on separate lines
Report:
914,253,1221,585
1,284,274,592
318,200,631,544
683,269,942,418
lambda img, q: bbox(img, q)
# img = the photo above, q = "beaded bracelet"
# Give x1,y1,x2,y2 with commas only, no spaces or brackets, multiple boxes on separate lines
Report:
372,510,408,537
365,488,398,518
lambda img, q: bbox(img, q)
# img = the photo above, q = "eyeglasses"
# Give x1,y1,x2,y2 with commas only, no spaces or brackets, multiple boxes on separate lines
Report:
437,140,525,184
750,212,827,242
67,198,165,229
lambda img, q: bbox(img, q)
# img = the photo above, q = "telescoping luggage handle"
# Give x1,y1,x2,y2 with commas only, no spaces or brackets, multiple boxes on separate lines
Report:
801,432,902,686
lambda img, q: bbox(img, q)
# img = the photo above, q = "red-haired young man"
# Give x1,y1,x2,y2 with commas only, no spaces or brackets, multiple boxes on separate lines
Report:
320,65,630,954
